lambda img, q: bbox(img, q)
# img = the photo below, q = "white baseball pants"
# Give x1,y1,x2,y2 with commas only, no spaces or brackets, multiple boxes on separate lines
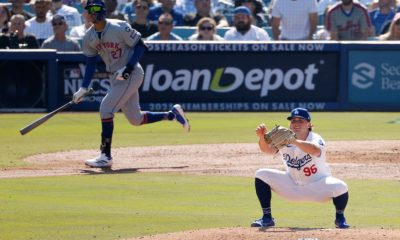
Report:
255,169,348,202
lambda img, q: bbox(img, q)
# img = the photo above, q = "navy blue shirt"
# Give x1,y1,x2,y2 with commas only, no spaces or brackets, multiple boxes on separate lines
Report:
369,9,395,35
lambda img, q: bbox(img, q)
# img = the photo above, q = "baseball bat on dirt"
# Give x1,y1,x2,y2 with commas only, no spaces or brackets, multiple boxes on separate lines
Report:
19,88,94,135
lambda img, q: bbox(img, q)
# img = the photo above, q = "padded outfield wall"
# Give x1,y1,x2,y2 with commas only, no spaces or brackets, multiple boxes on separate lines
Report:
0,42,399,112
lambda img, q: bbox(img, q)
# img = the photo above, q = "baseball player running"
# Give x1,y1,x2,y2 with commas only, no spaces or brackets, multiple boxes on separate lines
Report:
251,108,350,229
73,0,190,168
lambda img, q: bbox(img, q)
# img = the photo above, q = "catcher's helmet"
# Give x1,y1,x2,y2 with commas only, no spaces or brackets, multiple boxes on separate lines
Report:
85,0,106,21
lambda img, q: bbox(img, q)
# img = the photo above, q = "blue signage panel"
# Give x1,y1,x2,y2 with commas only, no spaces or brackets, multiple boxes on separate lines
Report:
57,51,340,111
139,52,339,111
348,51,400,104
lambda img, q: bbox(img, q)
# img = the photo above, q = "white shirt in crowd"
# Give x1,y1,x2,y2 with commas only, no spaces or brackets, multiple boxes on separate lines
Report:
224,25,270,41
25,16,53,41
48,4,82,27
271,0,318,40
175,0,220,15
69,24,90,39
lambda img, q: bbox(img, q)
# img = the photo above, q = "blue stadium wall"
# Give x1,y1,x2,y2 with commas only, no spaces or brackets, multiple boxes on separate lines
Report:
1,42,399,112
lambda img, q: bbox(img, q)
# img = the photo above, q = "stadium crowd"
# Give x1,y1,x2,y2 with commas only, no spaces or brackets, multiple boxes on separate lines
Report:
0,0,400,50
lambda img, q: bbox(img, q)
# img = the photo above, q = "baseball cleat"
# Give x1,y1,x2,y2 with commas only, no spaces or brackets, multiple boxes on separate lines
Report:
250,217,275,228
335,217,350,229
85,153,113,168
171,104,190,132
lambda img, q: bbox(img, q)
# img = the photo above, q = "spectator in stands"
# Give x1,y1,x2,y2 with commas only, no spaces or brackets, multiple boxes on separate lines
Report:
105,0,125,20
130,0,158,38
25,0,53,45
69,0,93,39
326,0,372,40
123,0,158,22
188,17,224,39
271,0,318,40
147,12,183,39
41,14,81,51
0,5,11,34
379,12,400,39
369,0,396,36
0,14,39,48
183,0,229,27
9,0,34,20
224,6,270,40
49,0,82,27
318,0,340,17
175,0,219,16
235,0,268,27
148,0,185,26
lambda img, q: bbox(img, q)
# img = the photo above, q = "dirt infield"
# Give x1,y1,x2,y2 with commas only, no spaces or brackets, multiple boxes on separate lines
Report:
2,140,399,179
1,140,400,239
128,227,400,240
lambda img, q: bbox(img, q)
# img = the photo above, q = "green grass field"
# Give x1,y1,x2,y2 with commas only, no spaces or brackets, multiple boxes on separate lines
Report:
0,112,400,240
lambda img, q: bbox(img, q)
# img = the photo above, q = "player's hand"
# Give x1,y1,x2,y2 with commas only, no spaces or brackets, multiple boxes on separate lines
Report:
73,87,88,104
256,123,267,138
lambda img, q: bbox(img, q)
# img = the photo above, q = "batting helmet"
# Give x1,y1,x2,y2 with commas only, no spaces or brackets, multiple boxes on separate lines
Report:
85,0,106,21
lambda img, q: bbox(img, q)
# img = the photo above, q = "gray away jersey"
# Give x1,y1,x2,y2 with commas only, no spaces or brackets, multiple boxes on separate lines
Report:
82,19,141,73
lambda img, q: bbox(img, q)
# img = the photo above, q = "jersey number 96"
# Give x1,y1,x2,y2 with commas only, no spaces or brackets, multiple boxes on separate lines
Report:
303,164,318,176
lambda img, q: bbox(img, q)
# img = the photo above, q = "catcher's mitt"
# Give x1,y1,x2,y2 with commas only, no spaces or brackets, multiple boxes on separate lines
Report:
264,125,296,151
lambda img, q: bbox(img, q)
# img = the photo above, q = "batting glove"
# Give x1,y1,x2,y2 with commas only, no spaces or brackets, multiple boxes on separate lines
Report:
73,87,88,104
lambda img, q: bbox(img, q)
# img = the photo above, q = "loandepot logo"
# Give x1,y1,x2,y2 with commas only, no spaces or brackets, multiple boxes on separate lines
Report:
142,64,319,97
351,63,375,89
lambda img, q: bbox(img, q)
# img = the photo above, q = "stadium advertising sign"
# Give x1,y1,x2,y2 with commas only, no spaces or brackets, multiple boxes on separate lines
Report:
61,62,108,110
140,51,339,111
146,42,338,52
348,51,400,104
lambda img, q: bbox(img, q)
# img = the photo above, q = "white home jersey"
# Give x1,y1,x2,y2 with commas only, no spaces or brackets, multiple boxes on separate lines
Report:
82,19,141,73
279,131,331,185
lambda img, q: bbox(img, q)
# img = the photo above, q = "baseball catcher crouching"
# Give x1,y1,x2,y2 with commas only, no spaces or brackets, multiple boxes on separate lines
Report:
252,108,350,229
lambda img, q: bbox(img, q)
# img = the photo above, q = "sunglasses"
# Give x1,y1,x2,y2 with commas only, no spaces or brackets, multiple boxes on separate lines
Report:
87,5,103,14
395,21,400,26
135,5,148,10
52,21,64,26
158,21,172,25
200,26,214,31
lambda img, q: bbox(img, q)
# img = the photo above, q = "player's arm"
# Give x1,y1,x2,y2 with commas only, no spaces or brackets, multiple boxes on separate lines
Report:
256,123,278,155
82,56,97,89
73,56,97,103
119,39,147,80
308,12,318,40
271,17,281,40
126,39,147,68
291,139,321,157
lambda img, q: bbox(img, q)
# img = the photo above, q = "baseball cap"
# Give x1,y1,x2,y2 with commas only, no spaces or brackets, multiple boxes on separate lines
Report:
233,6,251,16
85,0,106,9
51,14,66,24
287,108,311,121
